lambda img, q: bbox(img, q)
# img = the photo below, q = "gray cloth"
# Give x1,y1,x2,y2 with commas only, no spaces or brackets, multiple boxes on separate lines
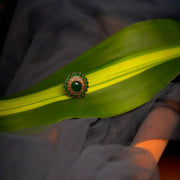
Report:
0,0,180,179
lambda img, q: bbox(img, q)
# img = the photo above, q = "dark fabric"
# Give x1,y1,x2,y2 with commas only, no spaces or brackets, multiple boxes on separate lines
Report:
0,0,180,179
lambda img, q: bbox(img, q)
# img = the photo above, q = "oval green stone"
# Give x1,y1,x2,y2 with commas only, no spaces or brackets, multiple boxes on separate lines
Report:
71,81,82,92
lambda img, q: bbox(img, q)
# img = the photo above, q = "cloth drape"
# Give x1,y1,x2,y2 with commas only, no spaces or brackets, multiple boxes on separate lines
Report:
0,0,180,179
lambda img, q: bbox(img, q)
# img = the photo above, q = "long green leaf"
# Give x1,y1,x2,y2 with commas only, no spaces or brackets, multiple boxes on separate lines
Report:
0,19,180,132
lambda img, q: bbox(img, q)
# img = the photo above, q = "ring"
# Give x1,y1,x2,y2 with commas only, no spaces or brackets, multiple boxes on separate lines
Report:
64,72,89,98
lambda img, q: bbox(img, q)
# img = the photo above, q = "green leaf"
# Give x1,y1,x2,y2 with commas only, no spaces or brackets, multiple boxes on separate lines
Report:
0,19,180,132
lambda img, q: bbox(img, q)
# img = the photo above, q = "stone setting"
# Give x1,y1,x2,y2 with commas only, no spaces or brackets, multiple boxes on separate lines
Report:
64,72,89,98
71,81,82,92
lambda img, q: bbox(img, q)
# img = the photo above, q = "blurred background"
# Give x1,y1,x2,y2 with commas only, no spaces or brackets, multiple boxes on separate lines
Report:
0,1,180,179
0,0,17,53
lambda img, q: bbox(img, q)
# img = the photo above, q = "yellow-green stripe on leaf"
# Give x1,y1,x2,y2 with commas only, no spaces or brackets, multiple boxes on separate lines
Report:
0,19,180,132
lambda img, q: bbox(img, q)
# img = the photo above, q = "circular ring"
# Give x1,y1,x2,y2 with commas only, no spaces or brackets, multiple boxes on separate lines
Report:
64,72,89,98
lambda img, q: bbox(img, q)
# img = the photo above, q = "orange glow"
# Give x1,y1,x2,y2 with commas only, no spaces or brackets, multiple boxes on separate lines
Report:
135,139,168,162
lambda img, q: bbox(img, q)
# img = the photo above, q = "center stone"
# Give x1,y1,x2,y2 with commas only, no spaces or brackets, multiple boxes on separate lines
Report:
71,81,82,92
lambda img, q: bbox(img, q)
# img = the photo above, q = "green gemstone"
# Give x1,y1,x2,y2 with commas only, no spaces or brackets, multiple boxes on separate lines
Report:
75,72,78,76
71,81,82,92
